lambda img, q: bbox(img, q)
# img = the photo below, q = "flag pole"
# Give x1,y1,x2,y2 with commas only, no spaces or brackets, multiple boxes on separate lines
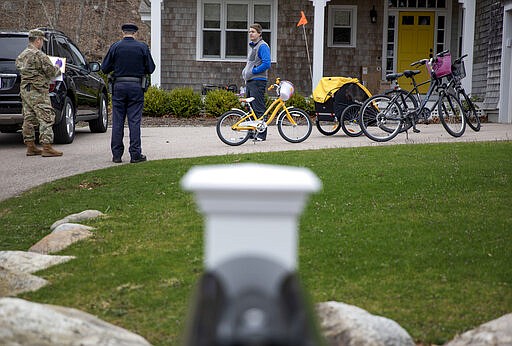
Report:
302,24,313,87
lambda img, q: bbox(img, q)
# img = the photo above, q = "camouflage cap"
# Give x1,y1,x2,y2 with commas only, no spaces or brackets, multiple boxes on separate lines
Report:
28,29,48,41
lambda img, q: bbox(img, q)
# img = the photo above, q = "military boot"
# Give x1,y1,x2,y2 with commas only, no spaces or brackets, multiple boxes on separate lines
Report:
42,144,63,157
25,141,43,156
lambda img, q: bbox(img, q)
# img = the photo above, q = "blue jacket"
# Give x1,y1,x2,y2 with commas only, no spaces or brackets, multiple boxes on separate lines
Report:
101,37,156,77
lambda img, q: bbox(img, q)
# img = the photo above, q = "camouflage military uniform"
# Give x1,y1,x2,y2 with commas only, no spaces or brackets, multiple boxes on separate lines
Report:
16,41,61,144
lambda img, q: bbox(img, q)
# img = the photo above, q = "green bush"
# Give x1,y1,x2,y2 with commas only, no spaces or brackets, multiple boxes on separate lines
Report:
168,87,203,118
286,92,314,113
204,89,241,117
143,86,172,116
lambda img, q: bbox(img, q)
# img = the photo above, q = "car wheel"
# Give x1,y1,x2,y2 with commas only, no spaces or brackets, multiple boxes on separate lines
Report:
89,92,108,133
53,96,75,144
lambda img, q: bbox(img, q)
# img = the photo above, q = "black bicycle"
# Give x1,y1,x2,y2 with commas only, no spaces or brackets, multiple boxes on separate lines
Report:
359,51,466,142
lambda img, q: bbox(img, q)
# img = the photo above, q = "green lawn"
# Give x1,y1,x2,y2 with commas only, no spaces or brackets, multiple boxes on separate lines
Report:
1,141,511,345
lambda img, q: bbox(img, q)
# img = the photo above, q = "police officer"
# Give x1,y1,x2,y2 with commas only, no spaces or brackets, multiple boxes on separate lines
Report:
102,23,156,163
16,29,63,157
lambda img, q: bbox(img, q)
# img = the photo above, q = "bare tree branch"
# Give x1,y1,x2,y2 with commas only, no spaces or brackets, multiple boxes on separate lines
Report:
39,0,54,28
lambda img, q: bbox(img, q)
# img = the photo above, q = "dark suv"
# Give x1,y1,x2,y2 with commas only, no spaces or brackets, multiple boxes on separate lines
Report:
0,28,108,144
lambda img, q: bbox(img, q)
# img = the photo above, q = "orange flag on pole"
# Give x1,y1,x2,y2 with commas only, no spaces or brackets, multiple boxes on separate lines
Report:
297,11,308,26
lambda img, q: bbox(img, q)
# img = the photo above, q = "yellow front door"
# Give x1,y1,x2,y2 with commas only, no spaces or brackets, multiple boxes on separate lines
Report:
397,12,435,93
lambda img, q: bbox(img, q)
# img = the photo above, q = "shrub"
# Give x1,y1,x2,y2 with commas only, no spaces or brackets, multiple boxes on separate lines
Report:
143,86,172,116
286,92,314,113
204,89,241,117
168,87,203,118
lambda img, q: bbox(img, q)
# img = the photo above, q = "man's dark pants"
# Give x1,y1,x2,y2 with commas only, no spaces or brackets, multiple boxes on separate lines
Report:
246,79,267,139
111,82,144,160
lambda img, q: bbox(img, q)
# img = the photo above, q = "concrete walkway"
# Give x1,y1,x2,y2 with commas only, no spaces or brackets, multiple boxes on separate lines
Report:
0,123,511,202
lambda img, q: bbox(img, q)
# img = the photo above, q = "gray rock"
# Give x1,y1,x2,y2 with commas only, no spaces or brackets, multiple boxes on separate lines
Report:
0,251,75,274
0,297,152,345
50,209,105,230
316,301,415,346
0,267,48,297
444,313,512,346
29,223,94,254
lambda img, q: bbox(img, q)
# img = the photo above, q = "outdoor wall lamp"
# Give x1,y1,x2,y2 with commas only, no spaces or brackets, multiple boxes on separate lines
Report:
370,5,377,24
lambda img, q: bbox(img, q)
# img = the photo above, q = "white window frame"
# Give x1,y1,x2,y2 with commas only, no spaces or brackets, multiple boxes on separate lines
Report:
328,5,358,48
196,0,277,62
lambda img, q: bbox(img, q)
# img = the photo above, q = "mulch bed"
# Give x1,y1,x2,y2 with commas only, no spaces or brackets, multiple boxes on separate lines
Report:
141,115,218,127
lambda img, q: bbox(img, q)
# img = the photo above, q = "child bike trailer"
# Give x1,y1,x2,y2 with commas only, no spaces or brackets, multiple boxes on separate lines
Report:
313,77,372,136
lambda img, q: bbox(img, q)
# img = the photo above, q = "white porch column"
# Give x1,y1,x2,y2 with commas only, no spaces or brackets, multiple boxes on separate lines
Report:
499,2,512,123
151,0,162,87
310,0,330,93
459,0,475,93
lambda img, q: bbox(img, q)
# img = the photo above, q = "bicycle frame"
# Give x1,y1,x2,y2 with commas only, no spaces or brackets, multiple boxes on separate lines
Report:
231,97,298,132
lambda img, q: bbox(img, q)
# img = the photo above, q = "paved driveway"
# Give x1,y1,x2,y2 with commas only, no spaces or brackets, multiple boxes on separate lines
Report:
1,123,511,202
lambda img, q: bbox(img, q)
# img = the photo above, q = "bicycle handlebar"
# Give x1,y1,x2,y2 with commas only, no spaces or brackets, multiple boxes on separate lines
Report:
410,59,429,67
453,54,468,64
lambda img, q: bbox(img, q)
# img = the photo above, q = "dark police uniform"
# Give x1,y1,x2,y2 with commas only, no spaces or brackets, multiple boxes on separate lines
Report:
101,23,156,163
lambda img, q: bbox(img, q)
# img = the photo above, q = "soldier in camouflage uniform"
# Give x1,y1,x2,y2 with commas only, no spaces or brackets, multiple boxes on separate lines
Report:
16,29,63,157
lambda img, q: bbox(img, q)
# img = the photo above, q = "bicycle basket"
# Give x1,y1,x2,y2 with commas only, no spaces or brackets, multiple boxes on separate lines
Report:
451,60,466,82
427,52,452,78
279,80,295,101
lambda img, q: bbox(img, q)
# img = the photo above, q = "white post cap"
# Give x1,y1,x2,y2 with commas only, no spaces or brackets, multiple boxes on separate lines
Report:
181,163,321,270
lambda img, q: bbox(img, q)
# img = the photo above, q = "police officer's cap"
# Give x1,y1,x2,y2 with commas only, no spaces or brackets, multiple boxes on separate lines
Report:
121,23,139,33
28,29,48,41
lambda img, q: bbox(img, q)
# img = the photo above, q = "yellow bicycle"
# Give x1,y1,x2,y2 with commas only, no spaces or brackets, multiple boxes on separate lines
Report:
216,78,312,146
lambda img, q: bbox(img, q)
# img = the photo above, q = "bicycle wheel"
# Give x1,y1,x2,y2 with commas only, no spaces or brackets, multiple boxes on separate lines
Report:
340,104,363,137
359,95,403,142
386,89,419,132
438,92,466,137
458,89,481,131
316,114,341,136
216,109,251,146
277,107,312,143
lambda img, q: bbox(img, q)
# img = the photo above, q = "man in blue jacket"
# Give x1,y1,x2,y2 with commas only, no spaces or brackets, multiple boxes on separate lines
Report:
102,23,155,163
242,23,271,141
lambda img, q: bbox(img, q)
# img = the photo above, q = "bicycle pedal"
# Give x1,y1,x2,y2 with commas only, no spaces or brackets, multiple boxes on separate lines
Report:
413,128,421,133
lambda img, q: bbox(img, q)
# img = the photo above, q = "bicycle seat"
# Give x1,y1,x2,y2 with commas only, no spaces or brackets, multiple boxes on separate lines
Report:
403,70,421,78
386,73,403,81
240,97,255,103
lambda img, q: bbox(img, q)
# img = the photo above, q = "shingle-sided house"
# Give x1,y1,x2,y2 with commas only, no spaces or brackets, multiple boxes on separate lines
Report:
141,0,511,123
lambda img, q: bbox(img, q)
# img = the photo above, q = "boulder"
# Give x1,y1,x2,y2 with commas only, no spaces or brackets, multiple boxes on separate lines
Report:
0,267,48,297
316,301,415,346
0,251,75,273
0,297,151,345
29,223,94,254
444,313,512,346
50,209,105,230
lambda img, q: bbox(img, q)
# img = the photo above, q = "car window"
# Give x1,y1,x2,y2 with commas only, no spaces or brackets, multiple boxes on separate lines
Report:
54,36,75,65
67,41,87,69
0,36,28,60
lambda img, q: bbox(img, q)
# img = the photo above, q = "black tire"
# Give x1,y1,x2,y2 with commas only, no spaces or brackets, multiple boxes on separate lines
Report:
316,114,341,136
340,104,363,137
386,89,419,133
89,92,108,133
359,95,402,142
216,109,251,146
458,89,481,132
53,96,75,144
438,92,466,137
277,108,312,143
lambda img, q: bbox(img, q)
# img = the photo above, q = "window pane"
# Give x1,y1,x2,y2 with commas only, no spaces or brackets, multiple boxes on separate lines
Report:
408,0,417,8
262,32,271,49
402,16,414,25
438,16,445,29
204,3,220,28
203,31,220,57
418,16,430,25
333,27,351,45
438,0,446,8
388,15,395,28
226,31,247,57
334,10,351,26
418,0,426,7
227,4,247,29
254,5,271,29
